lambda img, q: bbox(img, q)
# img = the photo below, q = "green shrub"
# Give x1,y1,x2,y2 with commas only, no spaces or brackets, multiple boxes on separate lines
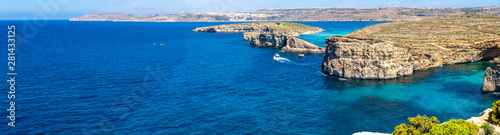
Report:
393,123,420,135
392,114,439,135
481,122,494,135
393,115,480,135
429,119,478,135
490,100,500,124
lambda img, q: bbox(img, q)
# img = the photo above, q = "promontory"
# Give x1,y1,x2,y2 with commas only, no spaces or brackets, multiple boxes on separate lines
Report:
322,14,500,79
193,22,325,54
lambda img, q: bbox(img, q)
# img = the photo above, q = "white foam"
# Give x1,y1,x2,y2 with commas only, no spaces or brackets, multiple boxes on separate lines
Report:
273,56,292,63
273,55,316,66
338,78,348,81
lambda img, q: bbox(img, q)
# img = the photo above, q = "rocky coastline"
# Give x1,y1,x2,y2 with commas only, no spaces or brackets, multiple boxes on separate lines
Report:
322,14,500,79
321,36,414,79
193,22,325,54
483,57,500,92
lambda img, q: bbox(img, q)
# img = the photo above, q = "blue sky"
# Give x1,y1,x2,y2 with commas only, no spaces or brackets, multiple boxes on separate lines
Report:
1,0,499,20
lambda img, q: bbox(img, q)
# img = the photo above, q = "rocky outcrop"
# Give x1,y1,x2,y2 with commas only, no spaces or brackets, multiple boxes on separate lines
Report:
282,37,325,54
323,14,500,79
482,57,500,92
243,32,287,48
193,22,325,54
243,32,325,54
467,108,500,133
321,36,413,79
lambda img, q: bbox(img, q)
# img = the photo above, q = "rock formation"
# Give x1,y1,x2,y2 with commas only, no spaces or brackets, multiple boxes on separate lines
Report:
298,54,305,58
282,37,325,54
321,36,414,79
322,14,500,79
243,32,287,48
193,22,325,54
467,108,500,133
482,57,500,92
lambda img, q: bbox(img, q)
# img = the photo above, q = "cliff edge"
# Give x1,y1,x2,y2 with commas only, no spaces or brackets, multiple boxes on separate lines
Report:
193,22,325,54
322,14,500,79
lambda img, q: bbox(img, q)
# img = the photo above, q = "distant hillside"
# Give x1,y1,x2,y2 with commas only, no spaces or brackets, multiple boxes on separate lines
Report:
70,6,500,22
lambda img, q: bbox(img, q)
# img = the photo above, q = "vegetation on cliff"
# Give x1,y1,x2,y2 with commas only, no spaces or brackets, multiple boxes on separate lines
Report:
393,100,500,135
392,115,479,135
482,123,495,135
392,115,439,134
266,22,321,34
490,100,500,124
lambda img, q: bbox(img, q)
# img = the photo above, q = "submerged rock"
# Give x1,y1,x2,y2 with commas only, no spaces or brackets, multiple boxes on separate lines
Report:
483,57,500,92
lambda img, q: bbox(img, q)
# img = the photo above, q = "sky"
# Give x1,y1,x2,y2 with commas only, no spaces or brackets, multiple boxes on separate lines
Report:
0,0,499,20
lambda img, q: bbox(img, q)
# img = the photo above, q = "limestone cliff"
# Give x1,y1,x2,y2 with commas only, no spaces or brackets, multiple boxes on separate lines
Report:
243,32,287,48
482,57,500,92
323,14,500,79
281,37,324,54
193,22,325,54
321,36,413,79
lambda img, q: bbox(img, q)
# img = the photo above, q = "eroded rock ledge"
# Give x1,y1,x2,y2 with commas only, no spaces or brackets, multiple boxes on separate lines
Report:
193,22,325,54
322,14,500,79
321,36,413,79
482,57,500,92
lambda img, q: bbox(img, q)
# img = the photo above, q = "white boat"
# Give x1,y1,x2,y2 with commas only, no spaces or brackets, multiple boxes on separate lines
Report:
160,43,165,47
273,53,280,59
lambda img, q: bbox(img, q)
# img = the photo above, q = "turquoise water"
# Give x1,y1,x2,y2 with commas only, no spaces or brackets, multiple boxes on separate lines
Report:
0,21,496,134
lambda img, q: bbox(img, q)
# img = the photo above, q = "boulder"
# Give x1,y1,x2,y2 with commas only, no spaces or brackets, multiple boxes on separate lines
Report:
482,57,500,92
298,54,305,58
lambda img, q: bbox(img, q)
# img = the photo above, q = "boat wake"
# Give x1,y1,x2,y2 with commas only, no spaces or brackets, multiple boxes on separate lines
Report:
273,56,316,66
273,56,293,63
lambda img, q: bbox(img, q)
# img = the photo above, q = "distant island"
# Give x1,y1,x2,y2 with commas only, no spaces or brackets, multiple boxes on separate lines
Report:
69,6,500,22
192,22,325,54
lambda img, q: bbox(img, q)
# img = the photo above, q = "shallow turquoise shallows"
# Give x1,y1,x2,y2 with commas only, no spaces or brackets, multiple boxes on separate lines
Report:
0,20,496,134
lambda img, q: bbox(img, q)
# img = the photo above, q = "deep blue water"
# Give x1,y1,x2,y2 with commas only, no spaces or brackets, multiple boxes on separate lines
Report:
0,20,497,134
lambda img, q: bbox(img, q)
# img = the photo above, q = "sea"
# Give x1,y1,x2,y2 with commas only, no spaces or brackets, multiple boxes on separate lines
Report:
0,20,497,134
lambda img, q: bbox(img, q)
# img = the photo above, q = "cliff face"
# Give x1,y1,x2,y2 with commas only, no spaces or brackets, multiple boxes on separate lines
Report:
322,36,413,79
323,14,500,79
243,32,287,48
482,58,500,92
194,22,325,54
281,37,325,54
